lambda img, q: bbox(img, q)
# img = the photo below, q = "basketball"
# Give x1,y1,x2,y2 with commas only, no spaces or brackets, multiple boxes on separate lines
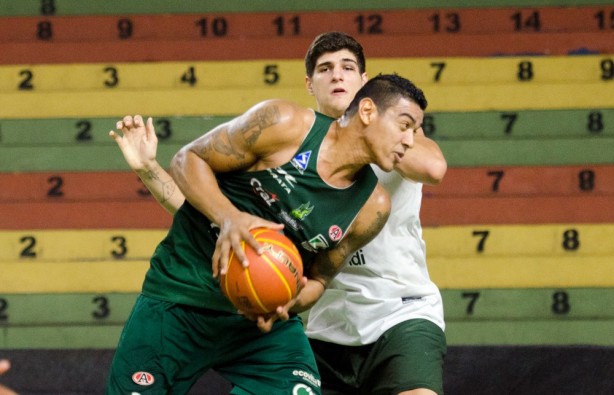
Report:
220,228,303,315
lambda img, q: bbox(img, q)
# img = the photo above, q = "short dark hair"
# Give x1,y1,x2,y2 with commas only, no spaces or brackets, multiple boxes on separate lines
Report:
304,32,366,77
344,74,428,117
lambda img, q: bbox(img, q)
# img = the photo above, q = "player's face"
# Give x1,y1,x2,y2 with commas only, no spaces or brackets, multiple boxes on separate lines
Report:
370,98,424,172
306,49,367,119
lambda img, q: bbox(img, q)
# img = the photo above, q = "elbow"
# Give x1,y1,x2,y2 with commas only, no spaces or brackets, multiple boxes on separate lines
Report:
426,158,447,185
169,147,188,181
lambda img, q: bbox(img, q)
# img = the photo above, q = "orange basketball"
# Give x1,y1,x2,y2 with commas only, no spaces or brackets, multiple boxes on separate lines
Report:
220,228,303,315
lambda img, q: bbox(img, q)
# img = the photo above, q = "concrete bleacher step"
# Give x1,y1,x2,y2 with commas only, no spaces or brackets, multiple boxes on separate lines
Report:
1,255,612,294
2,165,612,204
1,31,614,64
1,108,611,147
0,6,611,44
2,137,612,172
423,165,614,197
5,320,612,349
1,290,613,348
420,195,613,225
0,194,611,228
2,224,612,261
0,81,611,119
1,55,611,92
1,0,612,16
0,229,165,260
2,288,613,325
0,200,171,229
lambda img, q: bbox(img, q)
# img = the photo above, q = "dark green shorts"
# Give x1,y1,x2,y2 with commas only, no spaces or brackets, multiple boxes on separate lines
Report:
309,319,446,395
106,294,321,394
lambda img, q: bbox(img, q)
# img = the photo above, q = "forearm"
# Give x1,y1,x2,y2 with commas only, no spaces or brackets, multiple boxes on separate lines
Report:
136,160,185,214
395,135,447,185
291,278,326,313
170,147,240,224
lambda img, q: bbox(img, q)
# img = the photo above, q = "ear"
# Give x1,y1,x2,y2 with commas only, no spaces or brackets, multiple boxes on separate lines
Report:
361,72,368,86
358,98,376,125
305,76,314,96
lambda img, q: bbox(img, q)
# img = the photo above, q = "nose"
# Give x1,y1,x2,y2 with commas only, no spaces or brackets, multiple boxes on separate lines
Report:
402,130,415,150
331,65,343,81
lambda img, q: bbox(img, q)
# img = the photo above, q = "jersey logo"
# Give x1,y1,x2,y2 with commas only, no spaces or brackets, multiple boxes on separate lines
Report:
250,178,278,206
291,151,311,174
301,234,329,252
347,249,366,266
402,296,425,304
328,225,343,242
293,383,315,394
291,202,314,220
268,167,297,194
132,372,155,386
292,369,321,389
279,210,301,231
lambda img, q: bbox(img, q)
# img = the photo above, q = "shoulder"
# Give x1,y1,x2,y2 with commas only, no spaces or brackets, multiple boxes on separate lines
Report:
237,99,315,165
248,99,314,127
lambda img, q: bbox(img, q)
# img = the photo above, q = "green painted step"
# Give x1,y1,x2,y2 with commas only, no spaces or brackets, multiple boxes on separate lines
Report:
444,320,614,346
0,293,137,326
0,325,124,349
1,137,612,172
0,320,611,349
1,289,613,348
438,138,614,167
0,116,233,145
441,288,614,320
0,0,612,16
1,109,613,146
1,288,612,326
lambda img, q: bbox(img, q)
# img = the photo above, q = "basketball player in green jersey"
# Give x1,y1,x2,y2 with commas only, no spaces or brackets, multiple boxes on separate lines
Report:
112,32,446,395
106,74,428,394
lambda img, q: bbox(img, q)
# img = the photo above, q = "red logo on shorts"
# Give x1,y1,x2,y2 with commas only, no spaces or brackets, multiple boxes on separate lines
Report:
328,225,343,241
132,371,155,386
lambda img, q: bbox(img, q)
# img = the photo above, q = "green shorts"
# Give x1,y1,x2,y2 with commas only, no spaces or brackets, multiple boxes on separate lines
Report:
309,319,446,395
106,294,321,395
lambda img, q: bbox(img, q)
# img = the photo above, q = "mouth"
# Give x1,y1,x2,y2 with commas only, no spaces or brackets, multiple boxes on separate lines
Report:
393,152,405,162
331,88,346,95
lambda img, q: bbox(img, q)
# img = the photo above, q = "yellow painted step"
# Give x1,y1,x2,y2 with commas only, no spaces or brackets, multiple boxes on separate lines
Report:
2,225,612,261
0,56,611,92
0,229,166,261
1,82,611,118
1,255,612,292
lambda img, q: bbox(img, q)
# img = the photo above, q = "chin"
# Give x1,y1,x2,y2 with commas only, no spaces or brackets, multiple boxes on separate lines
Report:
377,162,395,172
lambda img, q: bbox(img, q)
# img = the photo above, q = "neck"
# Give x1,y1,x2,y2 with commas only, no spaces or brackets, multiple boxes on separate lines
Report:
317,119,368,187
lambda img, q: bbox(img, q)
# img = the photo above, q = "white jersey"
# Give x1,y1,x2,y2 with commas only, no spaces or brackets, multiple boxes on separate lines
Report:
306,166,445,345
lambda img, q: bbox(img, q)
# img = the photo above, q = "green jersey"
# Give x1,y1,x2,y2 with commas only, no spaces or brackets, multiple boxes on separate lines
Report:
142,112,378,312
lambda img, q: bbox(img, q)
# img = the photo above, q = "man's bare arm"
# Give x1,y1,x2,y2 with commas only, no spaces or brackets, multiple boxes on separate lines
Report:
170,100,303,276
394,129,447,185
110,115,185,214
293,183,391,312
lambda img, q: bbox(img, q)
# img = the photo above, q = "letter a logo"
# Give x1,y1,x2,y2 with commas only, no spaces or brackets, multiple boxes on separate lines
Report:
132,371,155,386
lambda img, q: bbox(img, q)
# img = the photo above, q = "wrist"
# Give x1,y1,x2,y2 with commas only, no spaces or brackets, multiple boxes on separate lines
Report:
135,159,160,174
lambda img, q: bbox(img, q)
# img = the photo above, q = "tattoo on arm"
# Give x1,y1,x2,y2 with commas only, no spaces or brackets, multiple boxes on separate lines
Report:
143,169,176,203
366,210,389,239
199,105,281,161
313,246,348,286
